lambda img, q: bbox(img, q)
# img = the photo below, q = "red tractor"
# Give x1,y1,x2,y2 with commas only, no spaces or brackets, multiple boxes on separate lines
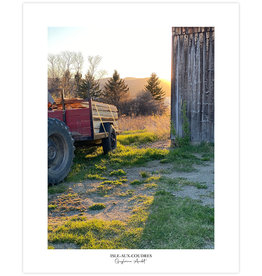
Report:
48,93,118,184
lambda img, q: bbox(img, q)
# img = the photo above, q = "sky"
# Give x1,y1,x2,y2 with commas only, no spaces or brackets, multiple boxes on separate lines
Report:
48,26,172,81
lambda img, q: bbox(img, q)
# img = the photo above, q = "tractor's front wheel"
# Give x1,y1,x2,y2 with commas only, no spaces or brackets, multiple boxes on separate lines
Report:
48,118,74,184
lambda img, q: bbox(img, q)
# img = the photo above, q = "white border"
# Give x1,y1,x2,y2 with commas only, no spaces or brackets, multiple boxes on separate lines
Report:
23,2,239,274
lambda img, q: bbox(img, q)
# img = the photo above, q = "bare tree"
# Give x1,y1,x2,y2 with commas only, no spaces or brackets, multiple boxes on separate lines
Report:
87,55,107,79
48,54,62,97
60,51,75,72
48,54,57,79
48,54,64,79
73,52,84,73
48,52,107,99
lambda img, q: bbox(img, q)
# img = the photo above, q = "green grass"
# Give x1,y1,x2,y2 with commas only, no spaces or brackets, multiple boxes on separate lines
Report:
144,183,158,189
144,176,160,183
121,130,147,135
65,147,107,183
48,204,57,210
137,193,214,249
194,183,208,189
128,195,154,206
65,144,168,183
48,184,68,195
109,144,168,168
100,180,123,186
48,194,214,249
48,136,214,249
85,174,107,180
65,137,213,184
49,191,87,213
157,176,184,191
117,132,159,146
48,195,153,249
48,218,126,249
95,185,114,196
130,176,160,186
158,176,208,190
95,164,107,171
90,179,126,196
109,169,126,176
206,191,214,198
140,171,150,178
89,203,106,211
160,142,214,172
130,179,143,186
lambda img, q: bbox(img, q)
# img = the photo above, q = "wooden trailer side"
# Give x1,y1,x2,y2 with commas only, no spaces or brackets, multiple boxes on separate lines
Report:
91,100,118,140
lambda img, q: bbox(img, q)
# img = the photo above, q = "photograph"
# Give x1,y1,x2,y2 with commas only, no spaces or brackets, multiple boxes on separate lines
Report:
3,0,255,274
47,26,215,250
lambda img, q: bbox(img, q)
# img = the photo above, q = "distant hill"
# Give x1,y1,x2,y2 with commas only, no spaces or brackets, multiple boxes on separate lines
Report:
99,77,171,99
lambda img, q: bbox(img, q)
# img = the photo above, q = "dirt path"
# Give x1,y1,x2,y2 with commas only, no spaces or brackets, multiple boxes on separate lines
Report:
49,160,214,227
124,159,214,207
136,140,214,206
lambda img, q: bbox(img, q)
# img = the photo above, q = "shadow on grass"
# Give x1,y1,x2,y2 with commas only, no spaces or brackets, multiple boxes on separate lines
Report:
48,191,214,249
136,191,214,249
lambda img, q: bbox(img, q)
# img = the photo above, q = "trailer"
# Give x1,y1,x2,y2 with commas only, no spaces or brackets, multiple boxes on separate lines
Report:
48,95,118,184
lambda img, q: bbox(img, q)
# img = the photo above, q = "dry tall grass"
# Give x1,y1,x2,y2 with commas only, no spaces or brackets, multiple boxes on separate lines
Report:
118,112,171,140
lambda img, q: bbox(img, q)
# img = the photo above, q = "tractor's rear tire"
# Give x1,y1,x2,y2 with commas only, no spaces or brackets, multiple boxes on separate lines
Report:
48,118,74,184
100,123,117,154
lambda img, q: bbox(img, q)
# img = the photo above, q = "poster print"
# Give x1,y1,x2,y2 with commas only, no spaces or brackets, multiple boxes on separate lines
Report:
23,2,239,274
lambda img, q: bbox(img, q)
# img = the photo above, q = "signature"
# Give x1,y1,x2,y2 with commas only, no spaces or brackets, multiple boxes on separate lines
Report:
115,258,147,264
115,258,132,264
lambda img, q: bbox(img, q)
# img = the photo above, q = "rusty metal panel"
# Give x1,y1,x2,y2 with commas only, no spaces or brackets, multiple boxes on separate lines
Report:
171,27,214,143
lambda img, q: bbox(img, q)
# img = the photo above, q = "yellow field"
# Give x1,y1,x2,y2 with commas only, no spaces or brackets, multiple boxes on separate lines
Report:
118,113,171,140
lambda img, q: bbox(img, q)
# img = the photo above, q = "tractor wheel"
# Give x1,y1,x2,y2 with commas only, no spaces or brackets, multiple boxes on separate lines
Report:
100,123,117,154
48,118,74,184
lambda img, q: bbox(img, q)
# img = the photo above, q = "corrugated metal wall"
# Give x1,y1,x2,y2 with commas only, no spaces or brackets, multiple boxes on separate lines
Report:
171,27,214,143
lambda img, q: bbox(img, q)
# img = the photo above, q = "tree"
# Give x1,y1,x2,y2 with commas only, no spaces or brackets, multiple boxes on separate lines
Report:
48,77,61,98
48,54,61,97
134,91,160,115
74,71,82,97
87,56,106,79
76,55,106,100
60,51,75,72
73,52,84,73
144,73,165,101
102,70,129,109
61,69,74,98
119,91,161,116
78,72,102,100
48,54,57,79
48,52,80,98
47,52,108,99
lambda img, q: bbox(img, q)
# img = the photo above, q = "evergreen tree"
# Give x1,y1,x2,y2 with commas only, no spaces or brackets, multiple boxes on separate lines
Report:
74,71,82,97
78,71,102,100
103,70,129,109
144,73,165,101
